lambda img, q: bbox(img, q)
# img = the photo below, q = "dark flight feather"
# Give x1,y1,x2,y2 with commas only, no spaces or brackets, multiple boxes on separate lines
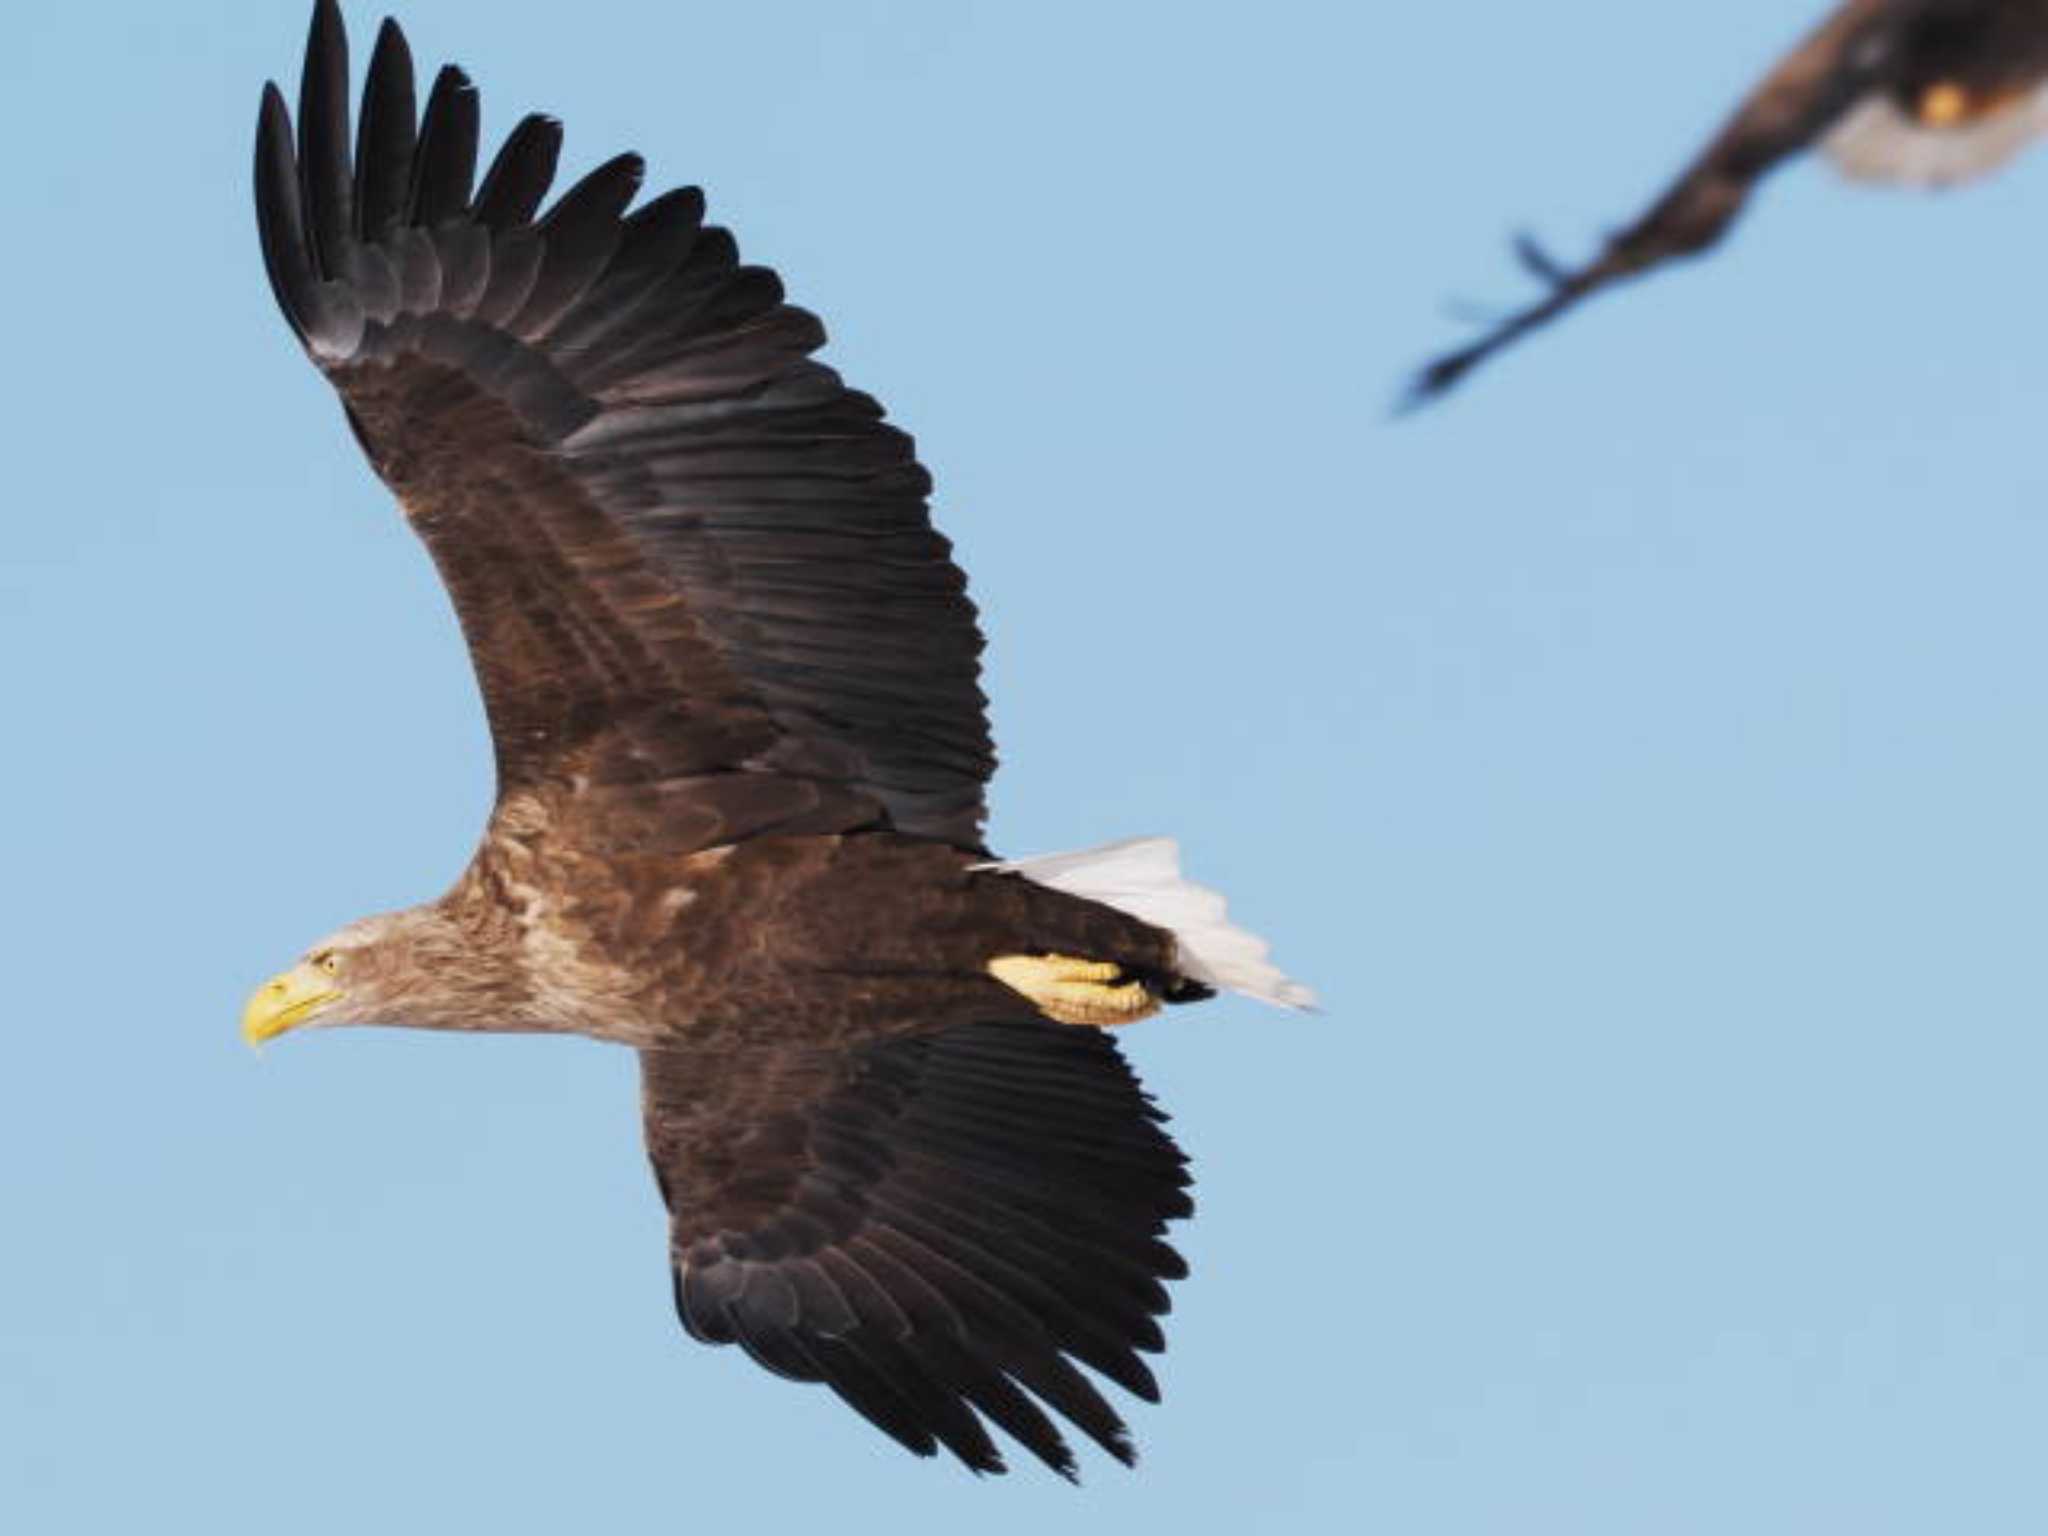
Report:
296,0,354,283
406,67,478,226
473,113,564,233
354,21,416,242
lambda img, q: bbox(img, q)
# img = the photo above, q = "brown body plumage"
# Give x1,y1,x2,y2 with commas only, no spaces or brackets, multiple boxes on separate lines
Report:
246,0,1307,1479
434,820,1182,1052
1406,0,2048,405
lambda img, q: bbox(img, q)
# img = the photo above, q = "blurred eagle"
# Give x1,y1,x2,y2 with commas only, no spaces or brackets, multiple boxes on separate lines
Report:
246,0,1311,1478
1407,0,2048,405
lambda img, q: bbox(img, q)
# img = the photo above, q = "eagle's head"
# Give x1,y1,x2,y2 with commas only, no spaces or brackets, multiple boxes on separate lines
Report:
241,910,442,1044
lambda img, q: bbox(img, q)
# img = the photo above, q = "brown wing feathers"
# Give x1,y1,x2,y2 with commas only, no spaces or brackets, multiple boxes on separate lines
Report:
256,1,994,847
642,1019,1194,1477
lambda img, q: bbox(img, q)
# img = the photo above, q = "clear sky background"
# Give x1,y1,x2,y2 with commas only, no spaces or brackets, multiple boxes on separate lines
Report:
6,0,2048,1530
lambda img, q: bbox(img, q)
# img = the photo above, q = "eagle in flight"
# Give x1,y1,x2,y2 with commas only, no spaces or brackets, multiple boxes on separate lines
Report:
1406,0,2048,405
246,1,1311,1478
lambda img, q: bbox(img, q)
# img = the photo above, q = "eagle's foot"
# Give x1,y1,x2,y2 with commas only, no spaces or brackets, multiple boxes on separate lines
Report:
987,953,1161,1028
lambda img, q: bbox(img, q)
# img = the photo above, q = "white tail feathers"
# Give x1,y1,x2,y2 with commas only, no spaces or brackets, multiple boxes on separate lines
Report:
1822,87,2048,188
978,837,1317,1011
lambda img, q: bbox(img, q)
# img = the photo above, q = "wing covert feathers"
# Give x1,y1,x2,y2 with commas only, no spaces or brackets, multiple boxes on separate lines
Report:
255,1,993,847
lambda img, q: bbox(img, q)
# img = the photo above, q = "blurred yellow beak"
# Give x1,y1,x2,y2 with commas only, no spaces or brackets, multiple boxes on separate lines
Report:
242,962,342,1048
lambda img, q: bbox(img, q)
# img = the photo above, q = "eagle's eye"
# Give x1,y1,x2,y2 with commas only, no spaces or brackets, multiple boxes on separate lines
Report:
315,951,341,977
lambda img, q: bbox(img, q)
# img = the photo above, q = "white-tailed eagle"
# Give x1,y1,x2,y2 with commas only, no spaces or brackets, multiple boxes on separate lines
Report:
245,0,1311,1479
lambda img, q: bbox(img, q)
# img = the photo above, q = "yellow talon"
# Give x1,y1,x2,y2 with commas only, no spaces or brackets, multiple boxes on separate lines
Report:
988,953,1161,1027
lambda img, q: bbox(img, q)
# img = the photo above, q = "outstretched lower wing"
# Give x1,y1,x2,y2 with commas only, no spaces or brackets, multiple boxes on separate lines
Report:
1404,0,1903,407
639,1019,1193,1477
256,2,992,849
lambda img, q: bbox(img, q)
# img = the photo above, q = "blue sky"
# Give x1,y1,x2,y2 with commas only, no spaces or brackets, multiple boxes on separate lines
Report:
6,0,2048,1529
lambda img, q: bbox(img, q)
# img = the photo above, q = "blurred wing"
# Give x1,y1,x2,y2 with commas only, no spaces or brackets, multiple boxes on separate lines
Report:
255,2,992,849
640,1019,1194,1478
1405,0,1904,406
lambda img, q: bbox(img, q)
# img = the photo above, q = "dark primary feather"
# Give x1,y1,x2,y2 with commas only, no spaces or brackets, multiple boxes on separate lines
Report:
296,0,355,283
405,66,477,226
255,0,994,850
1401,0,2048,407
354,22,416,242
641,1018,1193,1478
474,113,562,233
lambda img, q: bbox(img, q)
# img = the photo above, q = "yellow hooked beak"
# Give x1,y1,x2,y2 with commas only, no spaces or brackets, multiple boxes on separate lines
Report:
242,961,342,1048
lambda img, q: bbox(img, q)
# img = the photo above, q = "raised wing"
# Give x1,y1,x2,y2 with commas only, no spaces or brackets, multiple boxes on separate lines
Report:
640,1019,1193,1477
1404,0,1903,407
256,1,993,849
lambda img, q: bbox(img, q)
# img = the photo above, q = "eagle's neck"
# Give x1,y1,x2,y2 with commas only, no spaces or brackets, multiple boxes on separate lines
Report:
405,840,653,1044
353,896,544,1035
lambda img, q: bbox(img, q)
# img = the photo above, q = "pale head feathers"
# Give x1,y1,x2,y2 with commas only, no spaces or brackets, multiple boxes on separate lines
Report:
293,905,518,1032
